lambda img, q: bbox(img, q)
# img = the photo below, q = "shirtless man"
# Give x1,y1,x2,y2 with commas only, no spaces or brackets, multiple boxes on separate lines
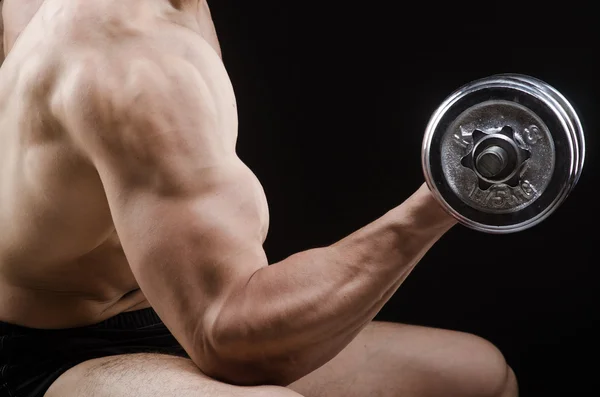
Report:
0,1,519,396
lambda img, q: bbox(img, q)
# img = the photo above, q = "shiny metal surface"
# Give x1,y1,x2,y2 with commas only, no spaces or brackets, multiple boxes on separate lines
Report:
510,74,585,188
476,146,509,178
422,74,585,233
440,100,555,214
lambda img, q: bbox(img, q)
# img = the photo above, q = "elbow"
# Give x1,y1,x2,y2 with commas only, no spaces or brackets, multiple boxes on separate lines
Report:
194,322,305,386
199,355,300,387
193,284,314,386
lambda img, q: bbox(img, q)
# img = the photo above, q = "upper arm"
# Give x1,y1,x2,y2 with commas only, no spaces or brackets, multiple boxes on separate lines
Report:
58,53,269,367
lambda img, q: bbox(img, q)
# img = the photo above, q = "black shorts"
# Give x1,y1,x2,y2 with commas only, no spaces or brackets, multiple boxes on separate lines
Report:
0,308,187,397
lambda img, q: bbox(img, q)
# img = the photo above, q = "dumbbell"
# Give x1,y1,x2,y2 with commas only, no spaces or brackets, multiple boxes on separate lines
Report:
422,74,585,233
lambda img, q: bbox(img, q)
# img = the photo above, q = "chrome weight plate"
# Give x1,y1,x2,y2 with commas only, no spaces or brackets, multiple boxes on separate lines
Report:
422,74,585,233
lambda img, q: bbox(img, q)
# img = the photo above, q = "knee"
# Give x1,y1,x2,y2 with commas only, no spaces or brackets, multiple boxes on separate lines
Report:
453,334,518,397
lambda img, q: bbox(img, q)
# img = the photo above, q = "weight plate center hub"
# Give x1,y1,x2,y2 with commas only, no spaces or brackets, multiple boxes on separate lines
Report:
443,100,555,214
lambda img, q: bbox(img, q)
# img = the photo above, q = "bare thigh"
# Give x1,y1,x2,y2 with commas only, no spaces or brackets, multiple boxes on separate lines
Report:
44,322,516,397
289,322,517,397
44,353,302,397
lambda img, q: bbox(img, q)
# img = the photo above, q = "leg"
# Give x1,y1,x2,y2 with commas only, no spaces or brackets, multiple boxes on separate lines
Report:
289,322,518,397
44,353,303,397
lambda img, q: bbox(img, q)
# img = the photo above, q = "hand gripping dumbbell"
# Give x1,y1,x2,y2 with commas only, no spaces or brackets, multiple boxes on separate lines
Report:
422,74,585,233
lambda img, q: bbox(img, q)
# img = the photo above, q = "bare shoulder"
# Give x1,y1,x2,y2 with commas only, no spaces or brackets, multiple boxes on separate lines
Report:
49,7,238,174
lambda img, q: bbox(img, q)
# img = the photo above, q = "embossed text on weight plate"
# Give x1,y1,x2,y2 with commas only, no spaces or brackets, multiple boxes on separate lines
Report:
468,180,538,209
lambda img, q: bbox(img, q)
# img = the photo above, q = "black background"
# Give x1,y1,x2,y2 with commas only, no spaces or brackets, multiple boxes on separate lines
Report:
209,2,597,396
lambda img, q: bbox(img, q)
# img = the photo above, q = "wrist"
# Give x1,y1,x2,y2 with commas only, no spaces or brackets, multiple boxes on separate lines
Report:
389,183,457,236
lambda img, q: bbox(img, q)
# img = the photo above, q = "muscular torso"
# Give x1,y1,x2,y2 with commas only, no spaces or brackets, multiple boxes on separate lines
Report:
0,0,265,329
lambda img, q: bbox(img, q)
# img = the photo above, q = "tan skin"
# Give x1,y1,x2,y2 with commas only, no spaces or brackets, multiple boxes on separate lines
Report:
0,0,518,396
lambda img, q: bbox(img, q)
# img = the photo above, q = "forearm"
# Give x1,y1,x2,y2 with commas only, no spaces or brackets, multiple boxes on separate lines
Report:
207,184,456,384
